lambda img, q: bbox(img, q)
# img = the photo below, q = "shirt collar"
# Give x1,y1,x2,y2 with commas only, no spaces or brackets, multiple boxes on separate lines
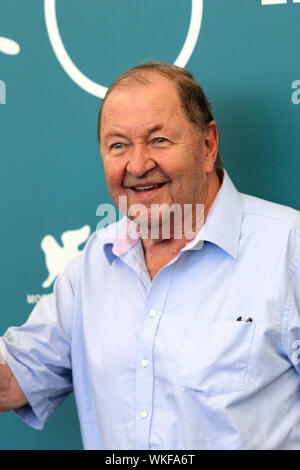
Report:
101,170,244,262
182,170,244,259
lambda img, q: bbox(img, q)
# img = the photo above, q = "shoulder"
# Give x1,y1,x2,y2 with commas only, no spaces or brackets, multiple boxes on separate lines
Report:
242,193,300,230
63,219,125,282
241,193,300,270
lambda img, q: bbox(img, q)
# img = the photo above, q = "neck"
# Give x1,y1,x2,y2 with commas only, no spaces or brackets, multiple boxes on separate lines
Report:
141,170,222,278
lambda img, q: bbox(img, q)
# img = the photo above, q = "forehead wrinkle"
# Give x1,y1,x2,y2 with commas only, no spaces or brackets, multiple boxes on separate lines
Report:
101,78,189,142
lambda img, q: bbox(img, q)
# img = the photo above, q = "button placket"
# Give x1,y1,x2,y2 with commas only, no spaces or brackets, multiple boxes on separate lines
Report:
135,307,161,449
134,263,176,450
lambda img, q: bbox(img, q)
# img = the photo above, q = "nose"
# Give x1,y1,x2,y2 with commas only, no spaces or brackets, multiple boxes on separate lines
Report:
126,143,156,178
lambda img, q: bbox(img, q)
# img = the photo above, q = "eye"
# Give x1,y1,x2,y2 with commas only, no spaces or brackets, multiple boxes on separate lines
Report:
153,137,167,144
111,142,124,149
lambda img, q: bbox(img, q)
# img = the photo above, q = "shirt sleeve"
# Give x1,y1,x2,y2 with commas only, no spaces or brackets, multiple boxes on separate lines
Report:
284,229,300,373
0,266,76,430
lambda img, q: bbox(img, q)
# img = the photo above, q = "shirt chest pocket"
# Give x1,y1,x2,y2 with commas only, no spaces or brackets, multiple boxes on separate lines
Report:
174,321,255,397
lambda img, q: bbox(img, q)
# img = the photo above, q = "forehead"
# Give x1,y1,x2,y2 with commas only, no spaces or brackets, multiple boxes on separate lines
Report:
100,75,186,135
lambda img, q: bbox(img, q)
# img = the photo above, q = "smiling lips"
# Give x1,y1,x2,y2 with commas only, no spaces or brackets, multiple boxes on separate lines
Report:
125,182,168,193
131,182,166,192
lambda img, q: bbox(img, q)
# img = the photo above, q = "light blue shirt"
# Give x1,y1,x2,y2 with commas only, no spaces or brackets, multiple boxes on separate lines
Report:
1,170,300,450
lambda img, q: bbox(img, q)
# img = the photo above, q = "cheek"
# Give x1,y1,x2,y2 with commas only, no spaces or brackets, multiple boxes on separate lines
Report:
170,164,204,201
103,160,125,188
156,156,181,181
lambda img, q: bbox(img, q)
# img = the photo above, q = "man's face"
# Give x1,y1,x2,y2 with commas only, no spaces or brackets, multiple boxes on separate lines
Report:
100,74,216,229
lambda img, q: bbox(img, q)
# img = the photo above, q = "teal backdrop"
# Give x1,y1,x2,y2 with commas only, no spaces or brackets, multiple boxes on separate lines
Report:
0,0,299,450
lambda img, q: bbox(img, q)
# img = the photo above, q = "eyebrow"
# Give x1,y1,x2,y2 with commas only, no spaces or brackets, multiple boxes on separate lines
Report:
103,124,166,145
104,131,128,141
146,124,164,136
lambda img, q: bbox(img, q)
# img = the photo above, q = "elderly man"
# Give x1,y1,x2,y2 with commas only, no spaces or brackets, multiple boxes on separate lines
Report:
0,62,300,450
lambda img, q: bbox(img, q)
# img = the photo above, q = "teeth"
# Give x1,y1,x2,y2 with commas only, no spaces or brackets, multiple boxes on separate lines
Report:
134,185,156,191
130,182,166,191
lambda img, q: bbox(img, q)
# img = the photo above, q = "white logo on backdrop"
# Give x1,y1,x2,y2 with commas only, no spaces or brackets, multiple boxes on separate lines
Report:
41,225,91,288
27,225,90,304
0,37,20,104
44,0,203,98
0,37,20,55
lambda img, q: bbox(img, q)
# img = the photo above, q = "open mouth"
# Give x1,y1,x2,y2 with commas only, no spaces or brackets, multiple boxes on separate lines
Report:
130,182,167,192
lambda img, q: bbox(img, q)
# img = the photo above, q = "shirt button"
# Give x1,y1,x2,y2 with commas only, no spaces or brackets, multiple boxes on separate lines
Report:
141,359,149,367
149,309,156,317
141,411,148,419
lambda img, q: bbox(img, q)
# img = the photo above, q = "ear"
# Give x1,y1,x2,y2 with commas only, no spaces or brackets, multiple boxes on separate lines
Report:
203,121,219,173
